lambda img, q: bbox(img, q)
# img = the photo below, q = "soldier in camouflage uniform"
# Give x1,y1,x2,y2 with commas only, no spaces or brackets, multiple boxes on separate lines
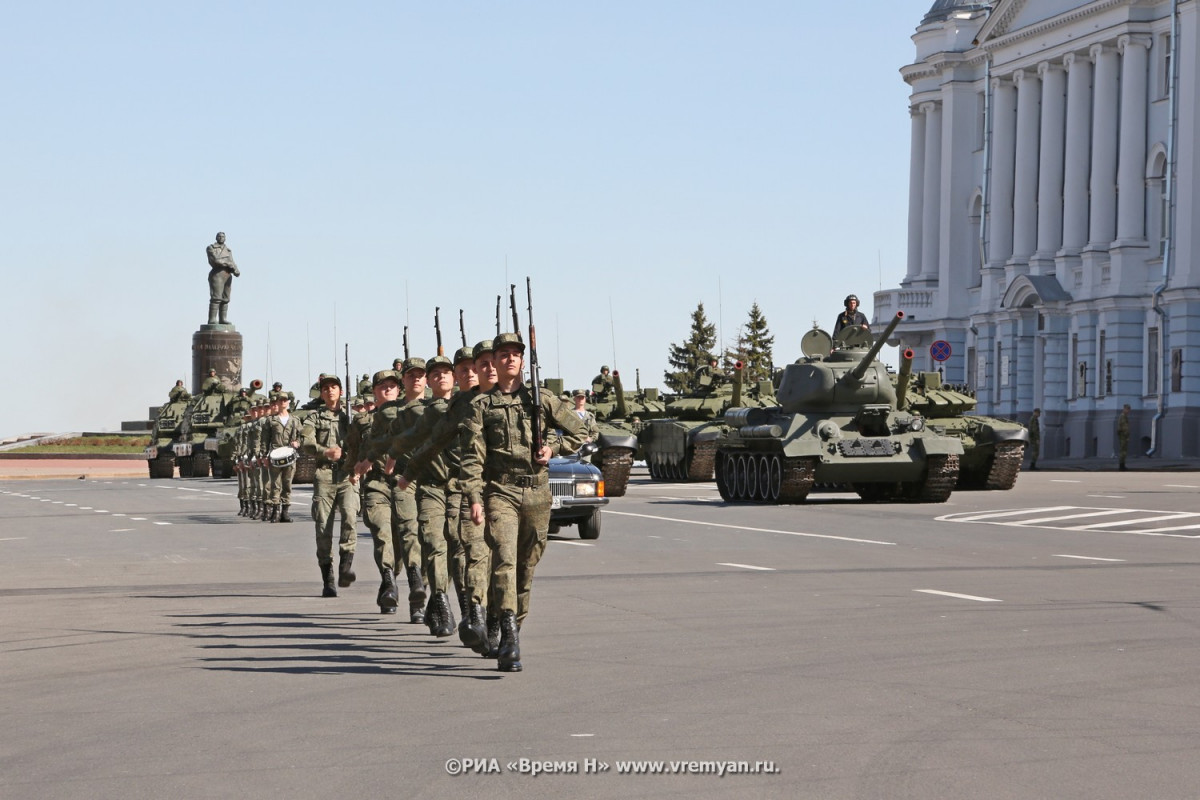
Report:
1117,404,1131,471
462,332,588,672
300,374,359,597
246,399,270,519
572,388,600,441
1028,408,1041,470
265,392,302,523
353,371,404,613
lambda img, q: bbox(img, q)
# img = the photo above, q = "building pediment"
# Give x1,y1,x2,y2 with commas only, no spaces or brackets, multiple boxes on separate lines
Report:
1002,274,1073,308
976,0,1123,47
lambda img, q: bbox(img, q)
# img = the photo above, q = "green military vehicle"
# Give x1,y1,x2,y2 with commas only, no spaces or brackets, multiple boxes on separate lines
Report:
639,362,775,482
175,380,233,477
586,371,667,497
893,350,1029,490
211,379,263,478
145,386,192,479
714,312,964,504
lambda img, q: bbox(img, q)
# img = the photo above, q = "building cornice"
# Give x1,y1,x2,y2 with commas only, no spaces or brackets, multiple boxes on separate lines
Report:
979,0,1132,51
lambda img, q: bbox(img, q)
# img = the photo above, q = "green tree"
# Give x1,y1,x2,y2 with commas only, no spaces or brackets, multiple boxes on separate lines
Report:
724,302,775,385
664,302,717,394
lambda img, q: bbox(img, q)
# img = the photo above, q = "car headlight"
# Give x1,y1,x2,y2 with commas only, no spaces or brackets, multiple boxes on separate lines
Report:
575,482,598,497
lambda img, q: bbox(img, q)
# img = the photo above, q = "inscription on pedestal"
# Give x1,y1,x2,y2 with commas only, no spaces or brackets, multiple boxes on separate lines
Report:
192,328,244,392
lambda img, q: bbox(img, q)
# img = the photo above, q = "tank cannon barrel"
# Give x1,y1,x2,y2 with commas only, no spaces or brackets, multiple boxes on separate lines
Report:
845,311,904,384
895,348,914,410
613,370,628,419
731,361,744,407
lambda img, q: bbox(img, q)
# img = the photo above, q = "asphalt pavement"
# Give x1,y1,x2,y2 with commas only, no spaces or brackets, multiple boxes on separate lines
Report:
3,467,1200,799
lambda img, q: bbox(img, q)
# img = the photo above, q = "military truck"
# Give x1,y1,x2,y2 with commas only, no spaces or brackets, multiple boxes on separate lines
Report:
893,350,1029,490
714,312,964,504
145,388,192,479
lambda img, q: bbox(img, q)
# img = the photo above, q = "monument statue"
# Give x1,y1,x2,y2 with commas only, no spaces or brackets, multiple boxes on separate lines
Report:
205,231,241,325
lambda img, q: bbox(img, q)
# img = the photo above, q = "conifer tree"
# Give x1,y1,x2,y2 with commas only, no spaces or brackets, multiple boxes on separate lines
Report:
664,302,717,394
737,301,775,384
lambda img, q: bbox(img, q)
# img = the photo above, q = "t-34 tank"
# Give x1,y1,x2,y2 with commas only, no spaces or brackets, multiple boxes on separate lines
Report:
640,362,774,482
893,350,1028,490
714,312,963,504
145,386,192,478
175,380,233,477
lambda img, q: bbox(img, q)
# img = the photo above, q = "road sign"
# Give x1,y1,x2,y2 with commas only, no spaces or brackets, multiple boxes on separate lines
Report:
930,340,952,362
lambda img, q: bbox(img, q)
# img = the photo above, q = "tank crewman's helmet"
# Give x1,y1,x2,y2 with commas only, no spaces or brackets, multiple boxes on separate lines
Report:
844,294,859,308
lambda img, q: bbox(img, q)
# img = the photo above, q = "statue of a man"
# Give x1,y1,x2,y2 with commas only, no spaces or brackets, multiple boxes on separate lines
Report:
206,231,241,325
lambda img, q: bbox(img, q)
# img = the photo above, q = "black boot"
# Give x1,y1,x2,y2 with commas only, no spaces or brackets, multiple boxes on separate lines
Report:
320,563,337,598
406,565,427,624
378,568,398,614
338,553,356,588
430,592,455,638
237,500,245,517
461,602,487,653
279,503,292,523
482,612,501,658
424,593,439,635
497,610,522,672
268,504,279,523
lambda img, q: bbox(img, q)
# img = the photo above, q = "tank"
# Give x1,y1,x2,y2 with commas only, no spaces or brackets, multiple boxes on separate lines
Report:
586,371,658,497
713,312,965,504
145,389,191,478
894,351,1029,490
210,379,263,478
175,381,234,477
640,362,775,482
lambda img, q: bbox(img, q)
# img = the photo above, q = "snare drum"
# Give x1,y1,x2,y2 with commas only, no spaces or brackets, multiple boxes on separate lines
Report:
269,446,298,468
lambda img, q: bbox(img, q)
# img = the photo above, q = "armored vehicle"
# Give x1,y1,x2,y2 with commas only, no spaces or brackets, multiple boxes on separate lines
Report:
639,363,775,482
175,382,233,477
145,389,192,479
211,379,263,478
893,351,1029,490
714,312,964,504
587,371,668,497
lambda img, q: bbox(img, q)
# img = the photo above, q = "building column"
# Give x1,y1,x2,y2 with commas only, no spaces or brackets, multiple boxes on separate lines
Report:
1034,62,1066,269
920,101,942,281
906,107,926,282
1116,35,1151,244
1061,52,1093,253
1088,44,1120,249
989,78,1016,266
1011,69,1041,262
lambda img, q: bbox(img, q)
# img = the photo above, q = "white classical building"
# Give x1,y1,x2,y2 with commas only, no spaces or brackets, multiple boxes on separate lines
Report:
875,0,1200,460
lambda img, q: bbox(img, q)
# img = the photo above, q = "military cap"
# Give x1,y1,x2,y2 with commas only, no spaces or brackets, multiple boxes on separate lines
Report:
472,339,495,358
350,395,366,407
425,355,453,372
400,357,427,375
573,388,587,397
372,369,400,388
493,332,525,353
452,345,475,366
318,373,342,387
268,391,286,402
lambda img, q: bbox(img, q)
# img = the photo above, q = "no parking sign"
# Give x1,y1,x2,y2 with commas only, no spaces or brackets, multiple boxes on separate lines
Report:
930,340,952,362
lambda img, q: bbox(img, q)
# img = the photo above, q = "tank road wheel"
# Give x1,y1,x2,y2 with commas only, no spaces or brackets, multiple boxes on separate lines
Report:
716,453,733,501
756,455,772,502
745,454,759,500
191,452,212,478
984,441,1025,491
648,460,659,480
598,449,633,497
177,456,194,478
766,455,782,502
734,454,749,500
778,457,818,504
906,454,960,503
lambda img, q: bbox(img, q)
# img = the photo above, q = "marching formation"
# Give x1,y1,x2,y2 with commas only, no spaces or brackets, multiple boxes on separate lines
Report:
224,285,587,672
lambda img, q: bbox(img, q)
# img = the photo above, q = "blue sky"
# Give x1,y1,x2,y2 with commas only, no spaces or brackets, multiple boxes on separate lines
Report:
2,1,925,436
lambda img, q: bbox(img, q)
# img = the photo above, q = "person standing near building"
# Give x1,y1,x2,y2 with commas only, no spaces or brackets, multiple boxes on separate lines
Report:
1028,408,1041,470
300,374,359,598
1117,404,1131,471
461,332,588,672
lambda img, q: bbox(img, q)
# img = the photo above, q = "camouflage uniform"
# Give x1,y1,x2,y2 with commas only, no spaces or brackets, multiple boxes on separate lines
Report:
248,406,269,517
300,397,359,588
461,338,587,670
265,408,302,520
1117,408,1131,470
1028,411,1041,470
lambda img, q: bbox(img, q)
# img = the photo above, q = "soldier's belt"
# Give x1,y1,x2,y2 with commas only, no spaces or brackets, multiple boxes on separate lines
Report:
493,472,547,489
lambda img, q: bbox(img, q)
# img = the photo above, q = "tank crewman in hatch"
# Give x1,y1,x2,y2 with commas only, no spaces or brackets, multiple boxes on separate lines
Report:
834,294,869,337
591,366,614,400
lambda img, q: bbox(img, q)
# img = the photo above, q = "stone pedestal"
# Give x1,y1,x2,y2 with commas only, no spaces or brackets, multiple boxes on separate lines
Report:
192,324,243,393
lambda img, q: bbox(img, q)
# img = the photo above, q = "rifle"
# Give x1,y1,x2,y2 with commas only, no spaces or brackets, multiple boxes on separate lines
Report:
509,284,519,335
403,326,410,360
344,344,350,405
459,309,467,347
495,296,501,336
435,307,444,356
526,277,543,455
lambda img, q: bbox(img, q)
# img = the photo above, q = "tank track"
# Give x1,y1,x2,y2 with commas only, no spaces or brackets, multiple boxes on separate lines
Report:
913,453,959,503
687,439,718,481
984,441,1025,490
779,457,817,504
598,449,633,497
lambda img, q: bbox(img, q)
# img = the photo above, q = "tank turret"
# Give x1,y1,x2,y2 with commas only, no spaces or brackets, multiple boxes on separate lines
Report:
777,311,904,413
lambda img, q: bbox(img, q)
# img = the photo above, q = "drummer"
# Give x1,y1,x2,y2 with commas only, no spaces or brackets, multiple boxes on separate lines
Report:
265,390,303,523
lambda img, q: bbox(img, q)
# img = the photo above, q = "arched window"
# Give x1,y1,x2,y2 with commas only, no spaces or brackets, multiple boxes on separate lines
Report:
1147,145,1169,258
968,189,983,286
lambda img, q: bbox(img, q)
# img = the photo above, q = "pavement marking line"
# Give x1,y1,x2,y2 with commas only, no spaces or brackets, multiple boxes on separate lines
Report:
571,734,595,738
1016,509,1132,525
78,507,92,510
1087,495,1125,499
176,487,203,493
938,506,1076,523
1065,512,1200,530
915,590,1002,603
718,563,776,571
553,541,594,547
111,513,126,517
109,529,135,533
153,521,171,526
94,510,108,513
1053,554,1126,562
204,490,230,496
1165,484,1199,489
130,517,146,521
1051,479,1082,483
0,537,27,542
607,510,896,546
1130,524,1200,535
